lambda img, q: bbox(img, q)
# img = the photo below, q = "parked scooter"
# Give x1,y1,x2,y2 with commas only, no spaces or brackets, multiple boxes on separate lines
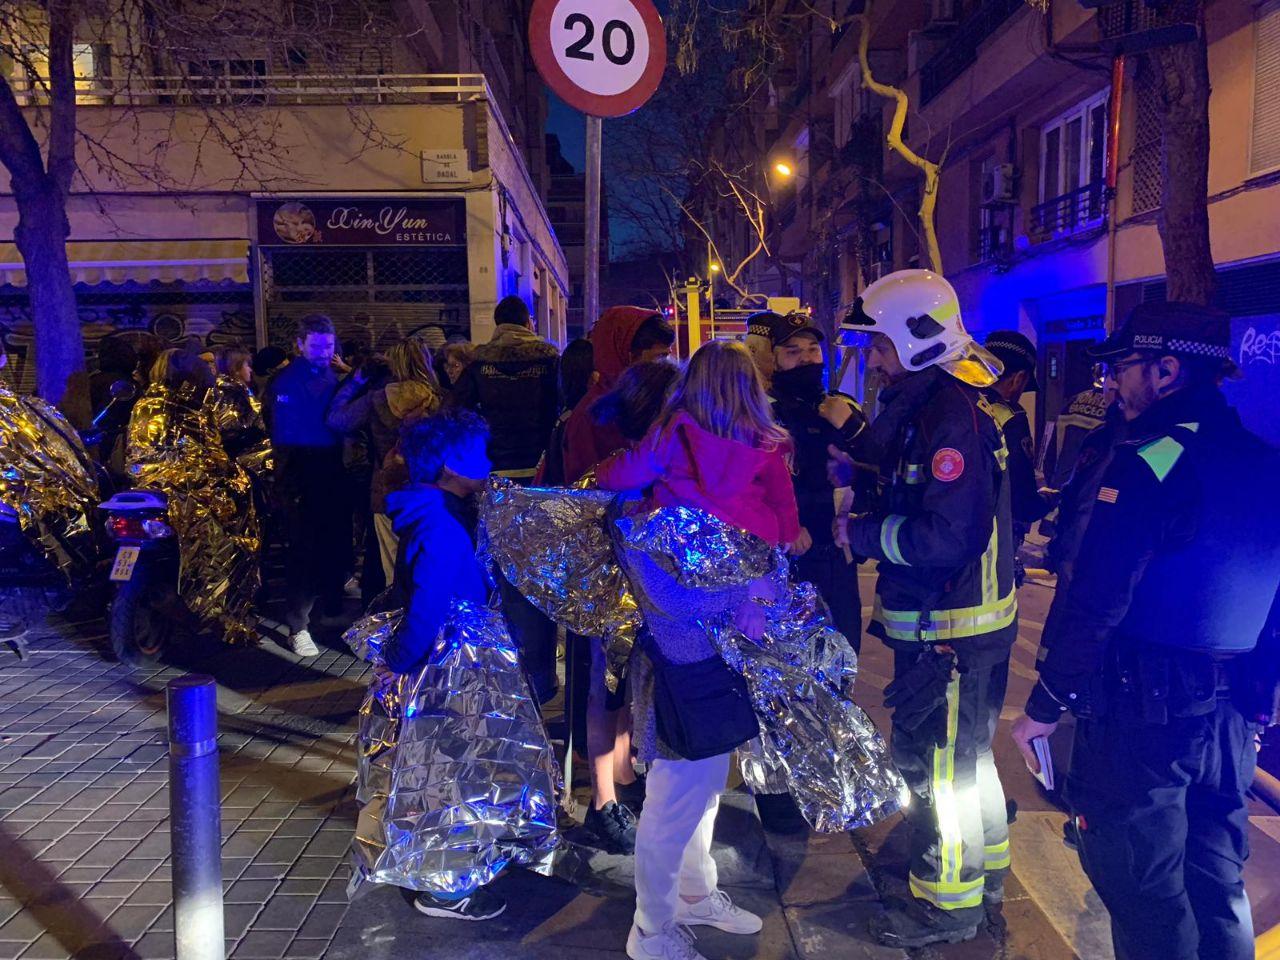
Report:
99,489,181,666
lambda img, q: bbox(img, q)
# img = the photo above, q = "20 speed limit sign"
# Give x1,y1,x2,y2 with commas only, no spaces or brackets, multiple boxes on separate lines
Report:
529,0,667,118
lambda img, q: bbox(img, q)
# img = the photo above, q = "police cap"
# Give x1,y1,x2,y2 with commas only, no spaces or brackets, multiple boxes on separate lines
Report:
984,330,1040,392
1089,301,1232,363
747,311,825,349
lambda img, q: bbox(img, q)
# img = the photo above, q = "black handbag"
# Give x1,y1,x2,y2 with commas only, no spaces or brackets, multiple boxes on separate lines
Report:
648,637,760,761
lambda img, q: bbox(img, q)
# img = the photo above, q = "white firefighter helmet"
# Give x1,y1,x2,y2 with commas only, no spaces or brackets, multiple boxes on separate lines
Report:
839,269,1004,387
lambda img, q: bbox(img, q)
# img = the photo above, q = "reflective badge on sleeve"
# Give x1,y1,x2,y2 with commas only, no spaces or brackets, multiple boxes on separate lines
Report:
932,448,965,482
1096,487,1119,504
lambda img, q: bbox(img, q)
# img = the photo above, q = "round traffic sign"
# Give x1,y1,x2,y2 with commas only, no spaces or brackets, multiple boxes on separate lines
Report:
529,0,667,118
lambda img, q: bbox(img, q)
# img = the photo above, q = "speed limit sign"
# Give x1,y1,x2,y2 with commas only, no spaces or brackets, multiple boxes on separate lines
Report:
529,0,667,117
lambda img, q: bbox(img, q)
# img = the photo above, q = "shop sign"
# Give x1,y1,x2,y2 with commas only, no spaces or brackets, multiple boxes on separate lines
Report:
257,198,465,246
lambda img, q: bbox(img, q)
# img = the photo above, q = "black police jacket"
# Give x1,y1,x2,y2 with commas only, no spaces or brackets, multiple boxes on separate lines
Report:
982,393,1052,531
452,325,560,475
846,367,1017,662
770,387,865,546
1027,384,1280,722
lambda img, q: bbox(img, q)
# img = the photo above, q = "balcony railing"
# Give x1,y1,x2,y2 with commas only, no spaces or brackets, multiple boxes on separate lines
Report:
12,73,489,107
978,223,1012,263
1030,182,1107,238
919,0,1025,105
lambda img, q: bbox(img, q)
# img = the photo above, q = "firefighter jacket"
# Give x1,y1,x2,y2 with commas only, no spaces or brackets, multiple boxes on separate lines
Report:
982,393,1052,531
1045,387,1109,490
847,366,1018,664
1027,384,1280,723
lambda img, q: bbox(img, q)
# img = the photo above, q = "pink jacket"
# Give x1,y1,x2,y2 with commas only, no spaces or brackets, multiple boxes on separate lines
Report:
595,411,801,547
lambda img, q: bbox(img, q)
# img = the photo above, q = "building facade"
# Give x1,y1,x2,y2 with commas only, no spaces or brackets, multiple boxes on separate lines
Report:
0,1,568,392
716,0,1280,442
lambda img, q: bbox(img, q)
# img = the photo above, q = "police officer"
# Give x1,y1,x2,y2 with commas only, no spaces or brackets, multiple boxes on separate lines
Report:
1011,302,1280,960
982,331,1054,555
833,270,1017,947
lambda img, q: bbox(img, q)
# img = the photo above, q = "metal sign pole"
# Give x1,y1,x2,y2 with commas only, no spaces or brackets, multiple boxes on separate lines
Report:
584,115,603,330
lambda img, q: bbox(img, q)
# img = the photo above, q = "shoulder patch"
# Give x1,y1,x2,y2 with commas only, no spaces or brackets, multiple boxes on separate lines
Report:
1136,435,1185,482
932,447,965,482
1096,486,1119,504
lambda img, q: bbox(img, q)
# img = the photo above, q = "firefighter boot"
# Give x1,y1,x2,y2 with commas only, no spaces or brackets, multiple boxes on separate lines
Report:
870,898,981,948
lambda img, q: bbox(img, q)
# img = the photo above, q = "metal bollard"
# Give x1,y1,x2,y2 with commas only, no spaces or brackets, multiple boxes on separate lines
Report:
167,675,224,960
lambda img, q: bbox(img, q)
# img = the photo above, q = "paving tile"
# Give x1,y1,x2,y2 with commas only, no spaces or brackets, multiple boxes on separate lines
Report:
130,931,172,960
78,838,140,868
225,879,280,904
254,895,317,931
286,858,336,881
101,858,162,883
222,831,272,860
223,902,264,939
130,881,171,906
253,837,309,865
15,932,71,959
282,939,331,959
296,902,347,940
105,903,165,940
232,931,296,958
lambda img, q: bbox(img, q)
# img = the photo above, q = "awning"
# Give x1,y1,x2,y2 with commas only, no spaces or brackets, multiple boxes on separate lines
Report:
0,239,250,287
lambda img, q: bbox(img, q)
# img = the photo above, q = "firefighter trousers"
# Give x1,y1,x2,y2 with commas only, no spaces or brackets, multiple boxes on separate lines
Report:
1067,696,1257,960
890,650,1011,911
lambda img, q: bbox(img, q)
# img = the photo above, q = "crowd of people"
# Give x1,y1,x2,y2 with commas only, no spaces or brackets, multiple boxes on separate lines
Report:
7,271,1280,960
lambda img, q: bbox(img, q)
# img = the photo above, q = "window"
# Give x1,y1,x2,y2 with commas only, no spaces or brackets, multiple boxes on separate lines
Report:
12,43,107,103
1039,90,1109,205
188,59,267,104
1252,0,1280,175
831,69,857,148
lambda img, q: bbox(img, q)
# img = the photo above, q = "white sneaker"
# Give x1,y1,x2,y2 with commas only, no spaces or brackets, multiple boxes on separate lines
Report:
289,630,319,657
675,889,763,935
626,923,708,960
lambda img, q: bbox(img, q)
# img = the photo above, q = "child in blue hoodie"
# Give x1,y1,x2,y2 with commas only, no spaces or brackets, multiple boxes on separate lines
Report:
376,408,504,920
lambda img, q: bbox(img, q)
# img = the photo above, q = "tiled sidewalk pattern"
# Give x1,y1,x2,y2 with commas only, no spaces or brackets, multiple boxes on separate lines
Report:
0,614,369,960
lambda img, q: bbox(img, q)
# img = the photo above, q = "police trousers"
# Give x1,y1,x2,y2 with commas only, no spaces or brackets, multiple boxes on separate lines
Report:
1067,696,1258,960
891,650,1010,911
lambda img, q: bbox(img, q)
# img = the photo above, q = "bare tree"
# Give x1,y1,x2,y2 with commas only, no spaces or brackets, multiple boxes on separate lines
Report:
0,0,409,405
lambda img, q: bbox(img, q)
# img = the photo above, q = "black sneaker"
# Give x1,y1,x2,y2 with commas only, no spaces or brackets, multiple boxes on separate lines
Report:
870,899,981,948
584,800,637,854
754,792,809,835
411,886,507,921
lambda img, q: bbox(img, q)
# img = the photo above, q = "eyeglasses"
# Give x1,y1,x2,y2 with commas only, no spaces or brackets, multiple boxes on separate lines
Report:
1093,356,1150,387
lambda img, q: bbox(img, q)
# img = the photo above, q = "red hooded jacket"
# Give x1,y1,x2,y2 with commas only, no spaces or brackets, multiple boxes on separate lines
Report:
595,411,801,547
562,306,656,483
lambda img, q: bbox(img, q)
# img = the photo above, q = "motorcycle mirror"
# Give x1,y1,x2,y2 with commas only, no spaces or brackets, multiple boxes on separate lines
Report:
109,379,137,402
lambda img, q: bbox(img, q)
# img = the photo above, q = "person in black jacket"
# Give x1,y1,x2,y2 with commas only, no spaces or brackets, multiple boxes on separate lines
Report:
1012,302,1280,960
453,296,560,480
261,314,353,657
981,331,1054,555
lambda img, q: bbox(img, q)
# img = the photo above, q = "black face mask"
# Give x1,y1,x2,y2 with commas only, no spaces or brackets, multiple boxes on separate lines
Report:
772,362,826,400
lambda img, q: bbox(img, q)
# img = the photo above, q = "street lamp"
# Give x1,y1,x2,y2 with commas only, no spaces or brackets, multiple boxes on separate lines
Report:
774,161,794,178
709,262,721,273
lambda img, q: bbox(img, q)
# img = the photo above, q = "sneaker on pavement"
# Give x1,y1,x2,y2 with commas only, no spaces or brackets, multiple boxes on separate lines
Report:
617,774,647,814
870,899,981,948
411,886,506,921
626,922,708,960
584,800,637,855
288,630,319,657
675,889,763,935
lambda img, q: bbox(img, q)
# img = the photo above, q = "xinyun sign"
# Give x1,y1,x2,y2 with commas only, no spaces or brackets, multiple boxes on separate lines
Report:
256,199,465,246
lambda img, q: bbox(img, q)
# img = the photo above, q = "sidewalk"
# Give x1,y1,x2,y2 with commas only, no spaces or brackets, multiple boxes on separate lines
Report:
3,584,1279,960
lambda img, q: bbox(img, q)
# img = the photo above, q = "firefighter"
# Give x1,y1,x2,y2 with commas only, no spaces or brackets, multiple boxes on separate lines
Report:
1011,302,1280,960
831,270,1017,947
982,331,1054,558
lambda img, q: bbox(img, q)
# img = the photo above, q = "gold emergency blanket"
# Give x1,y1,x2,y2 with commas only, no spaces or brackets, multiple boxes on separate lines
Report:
210,375,272,481
126,382,261,644
479,481,638,692
0,384,99,576
344,604,562,898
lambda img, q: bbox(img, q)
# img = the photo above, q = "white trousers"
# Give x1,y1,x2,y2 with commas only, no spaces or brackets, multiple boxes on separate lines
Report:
633,751,731,934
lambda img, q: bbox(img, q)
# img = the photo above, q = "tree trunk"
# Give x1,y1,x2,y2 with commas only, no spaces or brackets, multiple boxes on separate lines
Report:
1153,23,1215,306
13,178,82,405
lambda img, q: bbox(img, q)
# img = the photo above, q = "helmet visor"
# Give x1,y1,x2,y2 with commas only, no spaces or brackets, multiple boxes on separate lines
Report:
938,341,1004,388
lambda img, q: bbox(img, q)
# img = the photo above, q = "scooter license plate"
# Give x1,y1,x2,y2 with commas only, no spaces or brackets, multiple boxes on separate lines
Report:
109,546,141,582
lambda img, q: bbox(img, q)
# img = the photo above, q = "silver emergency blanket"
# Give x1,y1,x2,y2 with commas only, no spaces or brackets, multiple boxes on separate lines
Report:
0,384,99,577
494,486,905,833
344,602,561,899
479,481,638,692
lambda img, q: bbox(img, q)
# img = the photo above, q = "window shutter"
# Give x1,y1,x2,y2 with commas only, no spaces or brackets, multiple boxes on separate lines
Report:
1252,1,1280,175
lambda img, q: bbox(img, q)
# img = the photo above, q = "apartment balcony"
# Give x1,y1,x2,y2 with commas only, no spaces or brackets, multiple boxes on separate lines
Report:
1029,182,1107,240
919,0,1026,105
12,72,489,108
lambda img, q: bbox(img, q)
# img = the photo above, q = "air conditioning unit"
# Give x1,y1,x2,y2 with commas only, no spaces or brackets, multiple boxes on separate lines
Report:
982,163,1016,205
930,0,958,24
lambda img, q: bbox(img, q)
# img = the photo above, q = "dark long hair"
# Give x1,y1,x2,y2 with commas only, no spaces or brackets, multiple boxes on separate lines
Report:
591,359,679,441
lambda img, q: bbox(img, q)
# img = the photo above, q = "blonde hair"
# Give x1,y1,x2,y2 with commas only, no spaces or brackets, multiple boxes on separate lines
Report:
443,341,476,369
661,339,789,450
387,335,441,391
